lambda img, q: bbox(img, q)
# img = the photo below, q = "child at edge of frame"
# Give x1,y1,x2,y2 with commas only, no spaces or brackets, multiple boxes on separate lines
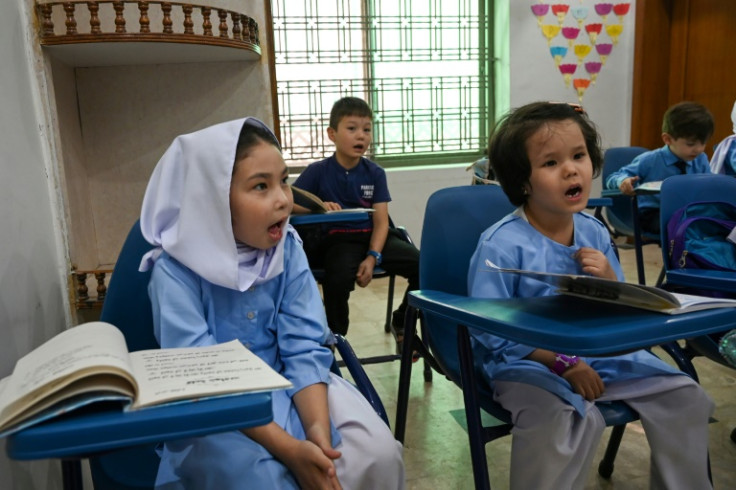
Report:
292,96,419,348
467,101,714,490
138,117,405,489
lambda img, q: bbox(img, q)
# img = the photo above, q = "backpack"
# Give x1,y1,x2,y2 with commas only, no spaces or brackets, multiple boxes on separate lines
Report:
666,201,736,272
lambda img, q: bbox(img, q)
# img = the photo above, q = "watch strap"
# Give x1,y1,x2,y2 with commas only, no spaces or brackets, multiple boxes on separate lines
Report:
367,250,382,266
550,353,579,376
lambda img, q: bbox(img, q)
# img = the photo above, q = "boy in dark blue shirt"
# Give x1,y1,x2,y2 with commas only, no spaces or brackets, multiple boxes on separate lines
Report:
293,97,419,343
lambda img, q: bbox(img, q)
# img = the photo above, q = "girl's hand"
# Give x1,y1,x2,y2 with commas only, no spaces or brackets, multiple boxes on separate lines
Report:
562,360,605,400
282,439,342,490
619,176,639,196
575,247,617,280
356,258,375,287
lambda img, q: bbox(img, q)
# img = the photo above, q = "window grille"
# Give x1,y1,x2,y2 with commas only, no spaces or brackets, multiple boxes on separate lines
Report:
272,0,491,168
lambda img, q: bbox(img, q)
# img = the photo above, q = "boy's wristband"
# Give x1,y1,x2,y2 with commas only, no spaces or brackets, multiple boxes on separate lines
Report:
366,250,382,266
550,354,579,375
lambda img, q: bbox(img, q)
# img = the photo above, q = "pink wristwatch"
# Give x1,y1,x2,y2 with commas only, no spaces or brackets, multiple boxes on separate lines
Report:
550,353,579,375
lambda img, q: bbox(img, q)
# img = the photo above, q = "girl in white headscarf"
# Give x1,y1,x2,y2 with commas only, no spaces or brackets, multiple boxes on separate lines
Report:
139,118,405,490
710,100,736,175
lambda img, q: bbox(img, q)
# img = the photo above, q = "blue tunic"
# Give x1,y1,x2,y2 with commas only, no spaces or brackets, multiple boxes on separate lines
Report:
467,210,683,415
150,233,342,487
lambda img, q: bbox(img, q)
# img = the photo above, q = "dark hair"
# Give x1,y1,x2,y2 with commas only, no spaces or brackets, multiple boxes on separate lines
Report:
662,101,714,142
234,119,281,169
329,97,373,129
488,102,603,206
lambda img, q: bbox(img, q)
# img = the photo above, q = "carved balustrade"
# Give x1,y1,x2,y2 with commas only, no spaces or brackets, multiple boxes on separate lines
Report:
72,269,113,310
37,1,260,53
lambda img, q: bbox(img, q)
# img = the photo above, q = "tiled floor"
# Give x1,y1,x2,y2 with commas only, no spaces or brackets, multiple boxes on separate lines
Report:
341,239,736,489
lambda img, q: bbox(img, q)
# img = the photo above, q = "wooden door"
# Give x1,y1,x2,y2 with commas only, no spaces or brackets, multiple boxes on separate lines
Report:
632,0,736,154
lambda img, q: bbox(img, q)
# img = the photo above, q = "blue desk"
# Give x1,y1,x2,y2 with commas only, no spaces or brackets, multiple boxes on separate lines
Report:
6,392,273,489
408,290,736,356
290,210,371,226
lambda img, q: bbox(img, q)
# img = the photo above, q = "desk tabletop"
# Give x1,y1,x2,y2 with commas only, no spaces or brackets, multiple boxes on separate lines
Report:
409,290,736,356
6,392,273,460
290,210,371,225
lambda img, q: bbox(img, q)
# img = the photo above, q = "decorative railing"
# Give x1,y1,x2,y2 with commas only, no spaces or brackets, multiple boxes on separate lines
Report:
36,1,260,54
72,269,113,310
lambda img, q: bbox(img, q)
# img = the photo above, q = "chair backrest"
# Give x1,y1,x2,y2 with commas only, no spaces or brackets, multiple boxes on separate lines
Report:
89,220,159,489
659,173,736,260
419,185,515,378
659,173,736,368
602,146,649,237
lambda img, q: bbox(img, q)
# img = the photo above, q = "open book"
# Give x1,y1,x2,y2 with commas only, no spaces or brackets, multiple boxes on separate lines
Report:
485,260,736,314
291,185,374,214
0,322,291,437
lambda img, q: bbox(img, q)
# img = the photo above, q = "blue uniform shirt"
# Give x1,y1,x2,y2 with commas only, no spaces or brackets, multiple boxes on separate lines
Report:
605,145,711,210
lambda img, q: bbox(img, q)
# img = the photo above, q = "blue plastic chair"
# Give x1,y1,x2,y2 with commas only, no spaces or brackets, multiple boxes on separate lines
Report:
90,220,389,488
657,174,736,365
394,185,640,489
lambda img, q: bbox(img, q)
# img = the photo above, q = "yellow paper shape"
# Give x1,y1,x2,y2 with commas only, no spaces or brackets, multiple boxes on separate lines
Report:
541,24,561,46
606,24,624,45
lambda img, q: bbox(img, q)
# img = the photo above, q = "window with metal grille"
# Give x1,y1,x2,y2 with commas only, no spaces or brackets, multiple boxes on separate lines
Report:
272,0,492,169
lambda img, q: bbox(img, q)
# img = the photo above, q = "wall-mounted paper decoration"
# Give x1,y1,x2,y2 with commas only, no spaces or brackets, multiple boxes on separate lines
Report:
529,1,631,102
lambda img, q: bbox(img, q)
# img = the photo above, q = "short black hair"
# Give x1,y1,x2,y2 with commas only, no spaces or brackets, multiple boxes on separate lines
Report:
329,97,373,129
234,118,281,169
488,102,603,206
662,101,714,142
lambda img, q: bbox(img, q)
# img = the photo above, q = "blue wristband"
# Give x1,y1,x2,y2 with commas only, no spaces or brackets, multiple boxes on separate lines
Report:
367,250,382,266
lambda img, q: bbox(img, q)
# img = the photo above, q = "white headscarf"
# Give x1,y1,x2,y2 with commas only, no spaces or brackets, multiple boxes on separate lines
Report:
139,117,293,291
710,100,736,174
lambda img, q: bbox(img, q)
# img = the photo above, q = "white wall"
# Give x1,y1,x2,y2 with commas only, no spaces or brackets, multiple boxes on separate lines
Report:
0,0,68,488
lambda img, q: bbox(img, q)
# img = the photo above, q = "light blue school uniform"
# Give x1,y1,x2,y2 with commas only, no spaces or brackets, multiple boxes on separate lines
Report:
467,209,685,415
147,233,406,489
605,145,711,210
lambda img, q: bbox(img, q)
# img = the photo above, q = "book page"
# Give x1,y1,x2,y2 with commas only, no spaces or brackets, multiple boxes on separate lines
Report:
0,322,134,429
483,259,679,310
635,181,662,193
129,340,292,408
291,185,327,212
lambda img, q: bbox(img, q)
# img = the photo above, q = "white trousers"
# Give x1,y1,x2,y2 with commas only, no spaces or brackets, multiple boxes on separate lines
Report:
494,375,714,490
156,374,405,490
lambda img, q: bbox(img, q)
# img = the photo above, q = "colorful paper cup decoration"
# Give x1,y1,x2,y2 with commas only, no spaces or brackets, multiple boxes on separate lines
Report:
562,26,581,48
572,6,589,27
530,1,630,102
574,43,592,65
585,61,603,83
550,46,569,67
559,63,578,87
542,24,562,46
531,3,550,26
613,3,631,23
573,78,592,102
606,23,624,45
595,3,613,23
551,4,571,24
595,42,613,64
585,23,603,44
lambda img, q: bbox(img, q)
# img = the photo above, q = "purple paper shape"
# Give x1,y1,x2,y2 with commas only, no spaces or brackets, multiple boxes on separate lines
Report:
595,3,613,16
531,4,550,16
585,62,603,74
562,27,581,40
596,43,613,56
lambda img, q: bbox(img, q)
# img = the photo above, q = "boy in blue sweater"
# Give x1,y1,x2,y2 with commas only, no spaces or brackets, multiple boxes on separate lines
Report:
605,101,714,234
